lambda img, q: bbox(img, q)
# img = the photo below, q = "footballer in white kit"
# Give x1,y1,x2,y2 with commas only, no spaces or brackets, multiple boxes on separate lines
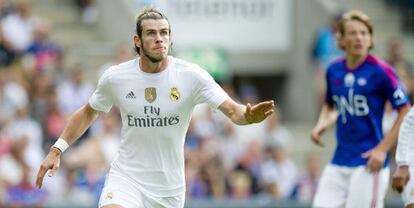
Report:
35,7,275,208
393,106,414,208
93,56,230,207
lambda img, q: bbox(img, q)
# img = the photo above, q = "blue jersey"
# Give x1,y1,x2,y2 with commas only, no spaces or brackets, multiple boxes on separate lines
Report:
325,55,410,167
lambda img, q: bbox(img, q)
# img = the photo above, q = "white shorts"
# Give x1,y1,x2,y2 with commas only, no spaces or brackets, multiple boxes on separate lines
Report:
402,166,414,207
312,164,389,208
99,171,185,208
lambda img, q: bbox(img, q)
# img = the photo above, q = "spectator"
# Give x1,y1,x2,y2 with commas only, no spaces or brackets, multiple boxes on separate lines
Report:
74,0,98,25
1,0,35,53
311,13,344,109
44,90,64,146
56,65,93,117
26,19,61,74
0,0,13,20
217,120,245,173
185,151,208,199
295,153,321,203
5,106,44,179
30,72,53,125
228,170,252,199
386,38,414,102
264,112,293,152
0,70,28,127
0,26,15,67
260,145,298,200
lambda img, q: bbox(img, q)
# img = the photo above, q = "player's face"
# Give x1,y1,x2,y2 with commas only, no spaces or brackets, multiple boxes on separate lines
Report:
339,20,372,57
137,19,170,63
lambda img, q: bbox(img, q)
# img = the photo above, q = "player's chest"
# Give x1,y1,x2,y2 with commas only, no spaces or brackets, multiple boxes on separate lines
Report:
328,71,379,96
112,78,191,116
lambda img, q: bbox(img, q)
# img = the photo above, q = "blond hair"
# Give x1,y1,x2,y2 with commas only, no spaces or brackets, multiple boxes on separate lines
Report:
337,10,374,50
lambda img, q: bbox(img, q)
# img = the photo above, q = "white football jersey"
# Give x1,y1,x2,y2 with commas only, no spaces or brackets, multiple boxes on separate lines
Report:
89,56,229,197
396,106,414,166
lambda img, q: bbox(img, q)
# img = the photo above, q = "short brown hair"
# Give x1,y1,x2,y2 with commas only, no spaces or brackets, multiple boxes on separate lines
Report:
337,10,374,50
134,8,171,54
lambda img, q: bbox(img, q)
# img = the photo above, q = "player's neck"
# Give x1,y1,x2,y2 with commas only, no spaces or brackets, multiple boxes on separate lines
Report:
346,54,368,70
139,56,169,73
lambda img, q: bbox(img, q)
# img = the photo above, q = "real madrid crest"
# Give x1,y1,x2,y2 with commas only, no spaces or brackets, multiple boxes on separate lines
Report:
145,87,156,103
170,87,180,101
106,192,114,200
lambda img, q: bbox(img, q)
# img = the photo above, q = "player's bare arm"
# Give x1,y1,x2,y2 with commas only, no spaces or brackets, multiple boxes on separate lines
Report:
392,165,410,193
362,104,410,173
218,99,274,125
311,103,338,147
35,103,100,188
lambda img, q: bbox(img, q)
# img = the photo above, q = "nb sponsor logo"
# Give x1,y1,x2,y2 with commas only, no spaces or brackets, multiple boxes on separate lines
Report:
333,89,369,124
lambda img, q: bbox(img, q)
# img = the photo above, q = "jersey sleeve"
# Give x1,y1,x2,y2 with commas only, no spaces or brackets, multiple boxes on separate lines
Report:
396,106,414,166
89,69,114,112
191,65,230,109
381,66,410,109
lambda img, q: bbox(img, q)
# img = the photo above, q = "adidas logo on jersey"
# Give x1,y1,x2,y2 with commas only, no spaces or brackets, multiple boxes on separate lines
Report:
126,91,136,99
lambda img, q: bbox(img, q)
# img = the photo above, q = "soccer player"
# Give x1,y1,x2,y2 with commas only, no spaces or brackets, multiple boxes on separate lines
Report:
35,7,274,208
310,10,411,207
392,106,414,208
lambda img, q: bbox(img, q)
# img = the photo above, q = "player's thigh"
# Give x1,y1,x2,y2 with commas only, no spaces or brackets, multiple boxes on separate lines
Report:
99,172,144,208
312,164,349,208
402,166,414,207
346,166,389,208
101,205,125,208
144,192,185,208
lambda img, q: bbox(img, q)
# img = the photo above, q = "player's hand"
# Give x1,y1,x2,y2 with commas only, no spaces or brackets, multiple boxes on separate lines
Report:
310,126,325,147
244,100,274,124
35,147,62,188
392,165,410,193
361,147,386,173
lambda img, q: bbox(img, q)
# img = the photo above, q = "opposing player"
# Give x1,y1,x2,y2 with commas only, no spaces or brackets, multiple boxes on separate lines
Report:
35,7,274,208
392,106,414,208
310,10,411,207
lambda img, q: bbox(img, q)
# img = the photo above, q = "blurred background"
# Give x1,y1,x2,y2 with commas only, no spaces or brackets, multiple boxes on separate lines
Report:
0,0,413,207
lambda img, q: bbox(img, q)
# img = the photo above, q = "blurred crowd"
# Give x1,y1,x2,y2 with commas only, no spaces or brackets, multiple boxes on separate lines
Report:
385,0,414,34
0,0,322,207
184,87,320,204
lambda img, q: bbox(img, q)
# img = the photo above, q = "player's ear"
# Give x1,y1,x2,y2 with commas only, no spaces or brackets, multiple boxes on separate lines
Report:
336,32,345,50
133,35,141,47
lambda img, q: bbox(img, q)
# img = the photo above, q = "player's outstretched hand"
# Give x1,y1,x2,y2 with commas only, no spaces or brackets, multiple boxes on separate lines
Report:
35,147,62,188
361,147,386,173
244,100,275,124
392,165,410,193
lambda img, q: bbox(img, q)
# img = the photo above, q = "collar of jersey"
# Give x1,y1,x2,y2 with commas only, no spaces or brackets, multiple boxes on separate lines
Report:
135,56,171,78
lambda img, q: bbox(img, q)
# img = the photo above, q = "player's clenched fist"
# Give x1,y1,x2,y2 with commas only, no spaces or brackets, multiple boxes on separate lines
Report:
392,165,410,193
35,147,62,188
